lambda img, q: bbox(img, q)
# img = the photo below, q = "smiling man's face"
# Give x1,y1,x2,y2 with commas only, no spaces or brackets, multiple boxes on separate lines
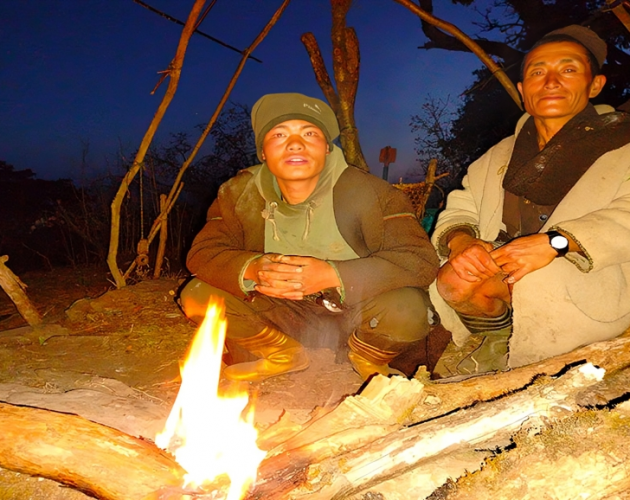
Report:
517,41,605,127
262,119,329,191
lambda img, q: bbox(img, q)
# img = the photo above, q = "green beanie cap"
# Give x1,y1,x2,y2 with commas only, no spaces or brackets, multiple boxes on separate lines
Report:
251,93,340,161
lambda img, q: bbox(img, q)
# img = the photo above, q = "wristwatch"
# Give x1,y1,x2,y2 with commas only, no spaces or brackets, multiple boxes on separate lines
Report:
546,231,569,257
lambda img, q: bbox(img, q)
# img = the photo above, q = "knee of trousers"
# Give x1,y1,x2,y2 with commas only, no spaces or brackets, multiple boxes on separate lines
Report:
178,278,217,322
356,287,432,348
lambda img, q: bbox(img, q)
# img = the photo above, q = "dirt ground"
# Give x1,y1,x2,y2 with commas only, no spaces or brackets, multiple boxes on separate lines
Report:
0,265,363,499
1,266,629,499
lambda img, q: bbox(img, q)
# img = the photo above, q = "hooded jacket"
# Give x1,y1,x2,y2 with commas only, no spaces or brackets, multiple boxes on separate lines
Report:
187,146,439,306
429,105,630,367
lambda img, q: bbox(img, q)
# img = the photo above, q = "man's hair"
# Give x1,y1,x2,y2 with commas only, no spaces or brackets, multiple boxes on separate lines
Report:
520,34,600,81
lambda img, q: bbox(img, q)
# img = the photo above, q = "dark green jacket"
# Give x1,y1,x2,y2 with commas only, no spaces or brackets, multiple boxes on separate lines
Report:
187,165,439,306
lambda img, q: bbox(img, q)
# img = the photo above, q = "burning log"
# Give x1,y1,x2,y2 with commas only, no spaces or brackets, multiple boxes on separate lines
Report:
0,402,185,500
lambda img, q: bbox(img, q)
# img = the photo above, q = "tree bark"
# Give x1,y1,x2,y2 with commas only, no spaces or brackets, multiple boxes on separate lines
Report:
0,255,41,327
0,403,186,500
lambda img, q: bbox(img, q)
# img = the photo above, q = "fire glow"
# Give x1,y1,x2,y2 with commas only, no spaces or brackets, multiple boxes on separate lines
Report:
155,297,266,499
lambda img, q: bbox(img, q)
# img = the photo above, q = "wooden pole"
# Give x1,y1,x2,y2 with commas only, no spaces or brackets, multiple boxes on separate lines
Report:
107,0,208,288
122,0,292,282
0,255,41,327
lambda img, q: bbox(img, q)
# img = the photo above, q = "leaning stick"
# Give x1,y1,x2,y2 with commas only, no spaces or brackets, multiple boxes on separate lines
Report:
392,0,523,110
107,0,208,288
122,0,292,282
0,255,41,326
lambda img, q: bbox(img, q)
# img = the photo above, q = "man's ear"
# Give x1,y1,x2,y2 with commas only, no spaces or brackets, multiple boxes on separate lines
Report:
589,74,606,98
517,82,524,102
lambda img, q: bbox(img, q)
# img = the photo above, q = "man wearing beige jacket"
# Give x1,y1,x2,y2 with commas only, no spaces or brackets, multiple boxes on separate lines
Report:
430,25,630,374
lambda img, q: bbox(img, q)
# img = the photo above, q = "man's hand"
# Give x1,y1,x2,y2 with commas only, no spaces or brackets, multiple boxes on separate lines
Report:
491,233,558,284
245,254,341,300
447,232,504,282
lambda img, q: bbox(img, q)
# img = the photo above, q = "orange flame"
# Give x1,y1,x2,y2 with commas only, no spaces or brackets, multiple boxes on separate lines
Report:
156,297,266,499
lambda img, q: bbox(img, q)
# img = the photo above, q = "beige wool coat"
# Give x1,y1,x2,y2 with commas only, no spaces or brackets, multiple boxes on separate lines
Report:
429,105,630,367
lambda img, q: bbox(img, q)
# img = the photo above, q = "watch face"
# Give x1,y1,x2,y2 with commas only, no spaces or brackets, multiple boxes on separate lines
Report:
550,234,569,250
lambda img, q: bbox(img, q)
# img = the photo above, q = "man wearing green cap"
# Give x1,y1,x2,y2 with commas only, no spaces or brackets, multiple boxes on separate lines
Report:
179,92,441,382
430,25,630,375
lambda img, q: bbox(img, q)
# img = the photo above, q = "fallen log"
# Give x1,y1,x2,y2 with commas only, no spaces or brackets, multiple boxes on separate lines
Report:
250,364,606,499
412,334,630,424
0,403,186,500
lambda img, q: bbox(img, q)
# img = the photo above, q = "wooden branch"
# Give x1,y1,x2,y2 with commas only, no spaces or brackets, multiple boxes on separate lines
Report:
301,1,369,171
107,0,208,288
300,33,341,113
133,0,263,63
392,0,523,110
122,0,291,282
608,0,630,33
0,403,186,500
0,255,41,327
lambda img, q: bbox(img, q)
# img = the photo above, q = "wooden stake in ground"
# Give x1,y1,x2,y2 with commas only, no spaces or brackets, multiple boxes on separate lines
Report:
154,193,168,278
0,255,41,327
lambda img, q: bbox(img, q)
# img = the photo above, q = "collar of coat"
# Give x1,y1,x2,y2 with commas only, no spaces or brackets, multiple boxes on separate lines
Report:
503,103,630,205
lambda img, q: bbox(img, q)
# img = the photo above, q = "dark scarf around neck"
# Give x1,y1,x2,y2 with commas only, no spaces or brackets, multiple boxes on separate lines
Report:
502,104,630,205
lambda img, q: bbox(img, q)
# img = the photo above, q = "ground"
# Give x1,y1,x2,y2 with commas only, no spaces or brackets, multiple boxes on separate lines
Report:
1,266,628,499
0,265,363,499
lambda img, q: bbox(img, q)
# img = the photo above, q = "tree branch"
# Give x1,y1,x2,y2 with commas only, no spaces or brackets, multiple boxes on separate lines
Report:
393,0,522,110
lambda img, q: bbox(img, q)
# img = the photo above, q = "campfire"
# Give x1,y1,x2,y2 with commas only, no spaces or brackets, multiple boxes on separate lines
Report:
155,297,266,498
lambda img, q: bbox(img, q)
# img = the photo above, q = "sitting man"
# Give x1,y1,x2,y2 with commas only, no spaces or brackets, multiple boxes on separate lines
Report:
430,25,630,374
180,92,440,382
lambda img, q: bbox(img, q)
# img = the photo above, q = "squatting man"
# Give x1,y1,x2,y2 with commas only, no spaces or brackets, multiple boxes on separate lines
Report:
430,25,630,374
179,92,441,382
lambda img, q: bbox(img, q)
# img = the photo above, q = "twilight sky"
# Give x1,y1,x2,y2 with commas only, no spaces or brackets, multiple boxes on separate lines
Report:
1,0,493,182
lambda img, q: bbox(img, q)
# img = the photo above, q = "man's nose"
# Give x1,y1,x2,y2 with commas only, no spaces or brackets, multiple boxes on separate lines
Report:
287,135,305,149
544,72,561,88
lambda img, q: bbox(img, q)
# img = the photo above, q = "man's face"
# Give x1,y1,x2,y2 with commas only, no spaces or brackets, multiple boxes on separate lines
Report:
517,41,605,124
262,119,329,186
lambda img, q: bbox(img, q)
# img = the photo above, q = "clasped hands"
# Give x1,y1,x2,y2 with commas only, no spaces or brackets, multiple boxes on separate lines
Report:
245,253,341,300
447,232,559,285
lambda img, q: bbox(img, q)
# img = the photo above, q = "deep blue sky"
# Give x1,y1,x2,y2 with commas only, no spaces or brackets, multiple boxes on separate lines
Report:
1,1,491,182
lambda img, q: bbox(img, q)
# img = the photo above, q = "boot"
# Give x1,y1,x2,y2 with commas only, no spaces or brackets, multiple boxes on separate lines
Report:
347,331,405,381
456,326,511,375
222,327,309,382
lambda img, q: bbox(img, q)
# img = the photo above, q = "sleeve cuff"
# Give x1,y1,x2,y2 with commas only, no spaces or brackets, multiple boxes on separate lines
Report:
435,223,479,258
239,254,263,293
